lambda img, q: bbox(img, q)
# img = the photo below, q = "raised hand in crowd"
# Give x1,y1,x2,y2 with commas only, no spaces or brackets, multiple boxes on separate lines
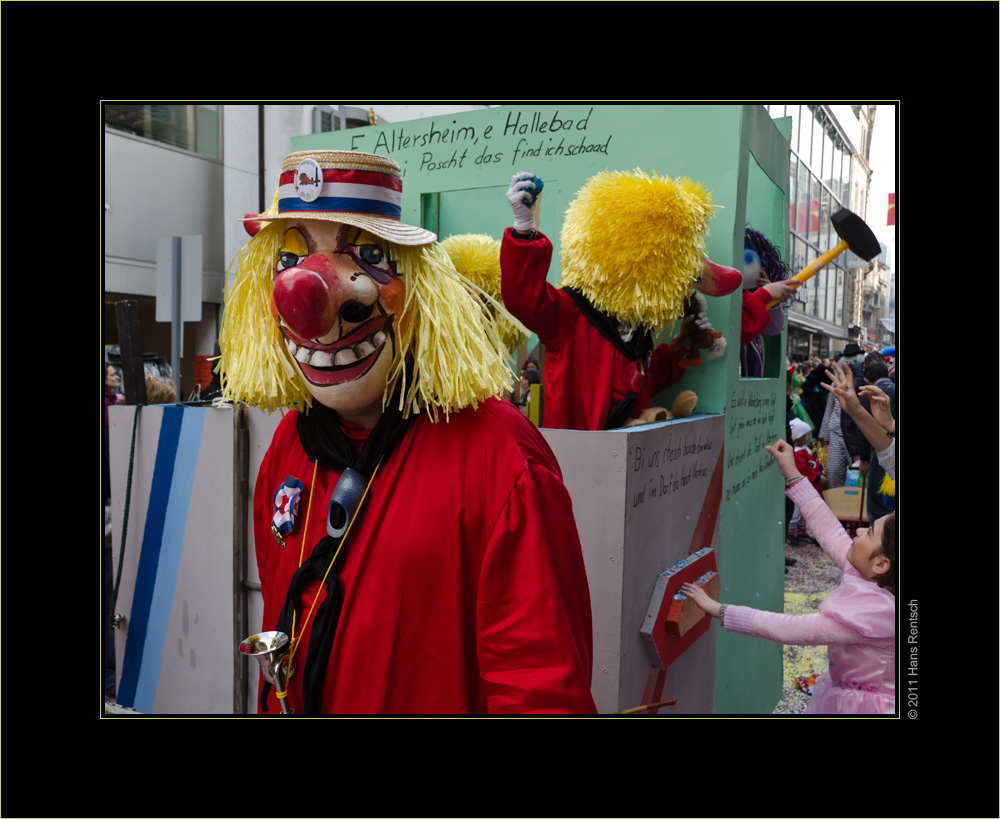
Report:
822,361,892,453
858,383,895,435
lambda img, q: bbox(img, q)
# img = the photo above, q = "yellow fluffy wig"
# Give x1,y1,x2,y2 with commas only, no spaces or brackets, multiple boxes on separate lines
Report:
439,233,526,355
217,221,517,421
559,169,717,334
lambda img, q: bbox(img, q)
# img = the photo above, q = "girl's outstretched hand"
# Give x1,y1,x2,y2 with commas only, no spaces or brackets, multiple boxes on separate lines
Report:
765,439,800,479
681,583,721,617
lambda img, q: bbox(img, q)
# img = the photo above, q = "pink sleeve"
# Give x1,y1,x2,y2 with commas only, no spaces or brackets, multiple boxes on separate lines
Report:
786,479,852,569
723,605,865,645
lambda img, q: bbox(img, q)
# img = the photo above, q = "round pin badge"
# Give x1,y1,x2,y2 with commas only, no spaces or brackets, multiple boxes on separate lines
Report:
294,158,324,203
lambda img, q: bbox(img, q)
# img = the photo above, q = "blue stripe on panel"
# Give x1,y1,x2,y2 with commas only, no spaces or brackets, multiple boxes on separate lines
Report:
117,409,181,707
117,408,206,712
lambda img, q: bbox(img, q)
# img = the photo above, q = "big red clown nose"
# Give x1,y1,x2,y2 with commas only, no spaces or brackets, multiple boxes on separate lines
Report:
272,264,339,340
694,257,743,297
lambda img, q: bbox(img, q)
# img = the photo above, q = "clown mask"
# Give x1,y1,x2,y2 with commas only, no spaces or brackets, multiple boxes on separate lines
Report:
271,219,405,427
742,247,765,290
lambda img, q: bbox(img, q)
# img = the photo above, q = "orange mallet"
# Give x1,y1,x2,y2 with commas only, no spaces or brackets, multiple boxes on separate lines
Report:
766,209,881,308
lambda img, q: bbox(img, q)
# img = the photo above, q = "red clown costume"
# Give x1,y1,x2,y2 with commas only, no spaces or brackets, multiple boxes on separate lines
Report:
220,150,595,714
740,287,776,346
500,171,742,431
500,228,688,431
255,400,594,714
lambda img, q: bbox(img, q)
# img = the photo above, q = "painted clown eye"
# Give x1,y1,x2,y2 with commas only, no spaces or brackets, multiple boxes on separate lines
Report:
277,251,301,272
277,227,309,273
357,244,384,266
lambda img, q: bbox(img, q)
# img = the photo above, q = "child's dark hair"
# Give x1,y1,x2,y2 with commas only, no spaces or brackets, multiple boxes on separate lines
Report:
863,353,889,383
875,512,896,595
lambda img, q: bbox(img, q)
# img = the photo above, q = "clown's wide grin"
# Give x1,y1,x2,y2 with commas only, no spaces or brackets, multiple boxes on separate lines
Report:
282,314,393,387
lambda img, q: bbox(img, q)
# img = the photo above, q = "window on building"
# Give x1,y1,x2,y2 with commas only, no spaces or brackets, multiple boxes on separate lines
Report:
768,103,860,330
104,104,220,159
312,105,377,133
832,141,844,201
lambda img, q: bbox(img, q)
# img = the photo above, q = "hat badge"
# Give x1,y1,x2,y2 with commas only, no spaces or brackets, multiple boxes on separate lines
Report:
293,157,324,203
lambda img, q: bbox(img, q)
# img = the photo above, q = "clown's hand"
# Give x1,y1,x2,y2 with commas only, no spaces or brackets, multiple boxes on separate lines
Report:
507,172,544,233
762,280,795,304
676,310,716,350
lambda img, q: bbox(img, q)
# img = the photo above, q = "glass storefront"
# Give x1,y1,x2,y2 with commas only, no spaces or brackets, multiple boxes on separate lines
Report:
104,104,220,159
767,104,854,330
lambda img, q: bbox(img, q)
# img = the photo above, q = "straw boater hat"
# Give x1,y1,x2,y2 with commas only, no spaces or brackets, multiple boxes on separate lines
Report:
249,150,436,246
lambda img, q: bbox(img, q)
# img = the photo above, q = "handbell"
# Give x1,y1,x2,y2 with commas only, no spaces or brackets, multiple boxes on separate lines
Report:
239,630,295,715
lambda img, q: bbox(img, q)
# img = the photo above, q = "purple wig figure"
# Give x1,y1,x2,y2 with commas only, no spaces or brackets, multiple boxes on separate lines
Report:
741,225,788,377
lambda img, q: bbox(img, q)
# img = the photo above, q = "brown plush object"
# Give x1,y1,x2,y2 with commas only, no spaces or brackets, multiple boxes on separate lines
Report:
666,292,727,369
623,389,698,427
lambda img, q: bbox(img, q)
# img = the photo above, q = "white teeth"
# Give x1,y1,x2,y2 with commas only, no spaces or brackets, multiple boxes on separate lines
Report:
288,328,387,368
334,348,358,366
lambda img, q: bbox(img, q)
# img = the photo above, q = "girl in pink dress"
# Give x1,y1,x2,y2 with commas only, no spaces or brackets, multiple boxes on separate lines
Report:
683,438,896,715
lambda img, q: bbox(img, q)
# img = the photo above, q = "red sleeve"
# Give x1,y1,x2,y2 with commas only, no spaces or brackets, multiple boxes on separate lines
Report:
252,411,301,602
649,341,686,394
500,227,576,351
741,289,771,345
476,462,597,714
794,450,822,485
253,434,277,599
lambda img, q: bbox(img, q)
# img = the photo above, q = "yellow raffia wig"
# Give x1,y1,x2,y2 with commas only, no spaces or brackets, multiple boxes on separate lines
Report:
439,233,527,354
559,169,717,334
217,221,516,421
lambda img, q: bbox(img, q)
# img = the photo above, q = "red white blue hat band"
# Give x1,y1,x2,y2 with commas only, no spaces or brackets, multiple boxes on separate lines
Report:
249,150,437,246
278,166,404,220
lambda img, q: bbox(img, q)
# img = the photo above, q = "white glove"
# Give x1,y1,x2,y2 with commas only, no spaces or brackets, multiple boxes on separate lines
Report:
507,172,543,232
693,310,714,334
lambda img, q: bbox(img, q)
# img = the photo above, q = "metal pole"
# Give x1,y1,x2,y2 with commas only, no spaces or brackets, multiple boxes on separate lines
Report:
233,404,250,714
171,235,182,399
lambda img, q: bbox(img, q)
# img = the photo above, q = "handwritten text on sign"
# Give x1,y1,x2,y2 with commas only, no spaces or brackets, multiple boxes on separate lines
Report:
725,388,779,502
346,108,613,175
630,431,715,510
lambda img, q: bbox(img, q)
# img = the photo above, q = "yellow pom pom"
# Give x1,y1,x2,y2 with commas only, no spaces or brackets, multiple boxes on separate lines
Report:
560,169,717,333
439,233,526,354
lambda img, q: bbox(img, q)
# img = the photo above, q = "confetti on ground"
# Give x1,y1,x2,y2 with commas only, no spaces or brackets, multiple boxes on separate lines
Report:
772,537,842,715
